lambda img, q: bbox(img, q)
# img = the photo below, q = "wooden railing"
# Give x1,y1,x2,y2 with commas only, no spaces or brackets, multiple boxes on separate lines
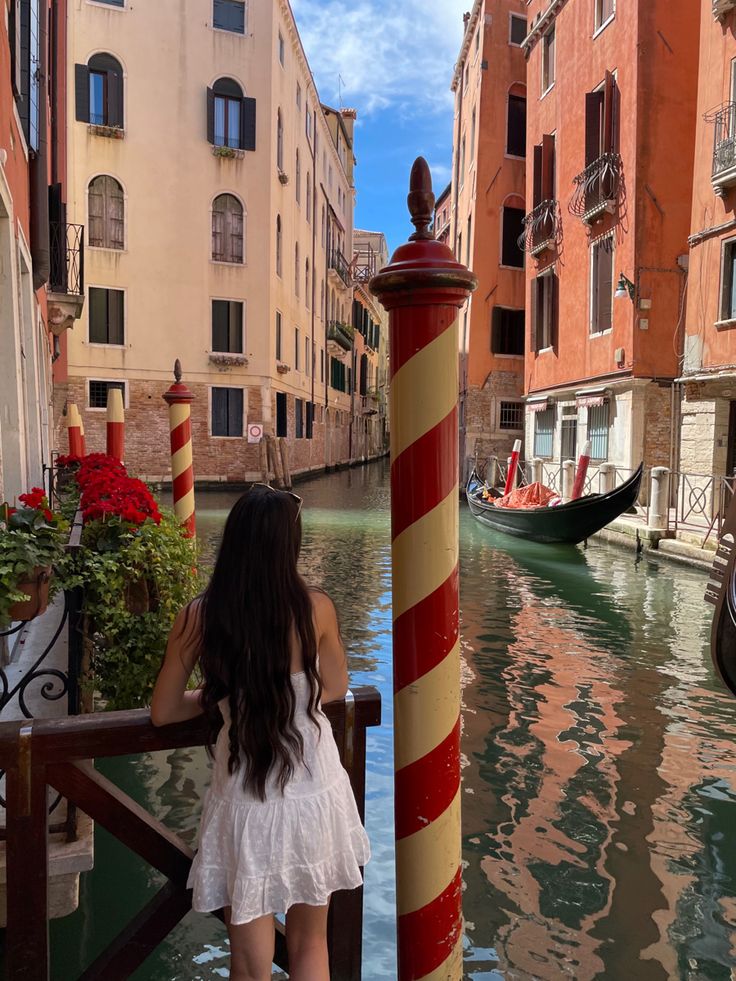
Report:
0,686,381,980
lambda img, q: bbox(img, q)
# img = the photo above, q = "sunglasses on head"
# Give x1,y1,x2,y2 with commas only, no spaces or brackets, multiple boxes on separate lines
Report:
250,482,303,522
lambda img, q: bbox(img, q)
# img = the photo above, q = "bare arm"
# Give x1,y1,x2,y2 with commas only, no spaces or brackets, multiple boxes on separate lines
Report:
313,591,349,704
150,602,205,727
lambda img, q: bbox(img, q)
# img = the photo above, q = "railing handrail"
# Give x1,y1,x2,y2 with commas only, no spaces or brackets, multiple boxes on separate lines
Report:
518,198,559,254
568,151,623,219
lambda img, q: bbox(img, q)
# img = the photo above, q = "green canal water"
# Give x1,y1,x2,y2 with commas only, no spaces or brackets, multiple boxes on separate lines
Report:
51,460,736,979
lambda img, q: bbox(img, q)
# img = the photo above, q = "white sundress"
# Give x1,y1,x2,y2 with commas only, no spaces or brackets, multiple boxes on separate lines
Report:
187,672,371,925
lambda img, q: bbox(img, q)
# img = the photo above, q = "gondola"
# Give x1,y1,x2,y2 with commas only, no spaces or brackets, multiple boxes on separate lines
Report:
465,464,644,545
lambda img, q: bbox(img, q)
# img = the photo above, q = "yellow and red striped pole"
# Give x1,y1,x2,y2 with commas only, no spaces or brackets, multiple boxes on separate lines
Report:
370,158,477,981
162,360,196,538
66,403,84,457
503,438,522,496
106,386,125,463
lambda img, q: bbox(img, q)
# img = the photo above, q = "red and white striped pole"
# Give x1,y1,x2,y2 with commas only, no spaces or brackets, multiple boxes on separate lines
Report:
571,440,592,500
106,386,125,463
370,158,477,981
66,403,84,457
504,439,522,496
162,360,196,538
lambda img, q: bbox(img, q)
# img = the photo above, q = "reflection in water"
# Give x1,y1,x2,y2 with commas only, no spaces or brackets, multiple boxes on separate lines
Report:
51,461,736,980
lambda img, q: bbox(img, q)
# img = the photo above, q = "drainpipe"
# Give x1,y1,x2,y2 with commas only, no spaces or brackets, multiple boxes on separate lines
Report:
309,101,317,443
30,0,49,291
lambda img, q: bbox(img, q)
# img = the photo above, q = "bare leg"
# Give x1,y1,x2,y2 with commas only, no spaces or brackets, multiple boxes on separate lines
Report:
224,907,276,981
285,902,330,981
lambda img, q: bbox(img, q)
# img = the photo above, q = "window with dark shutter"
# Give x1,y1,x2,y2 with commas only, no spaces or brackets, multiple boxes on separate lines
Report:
275,310,283,360
306,401,314,439
10,1,22,98
212,300,243,353
591,237,613,333
210,77,245,149
213,0,245,34
89,287,124,345
542,27,555,93
532,272,557,352
211,387,243,437
506,94,526,157
295,398,304,439
501,207,525,268
86,53,124,128
491,308,525,355
276,392,288,437
88,175,124,249
360,354,368,396
509,14,527,45
585,90,605,166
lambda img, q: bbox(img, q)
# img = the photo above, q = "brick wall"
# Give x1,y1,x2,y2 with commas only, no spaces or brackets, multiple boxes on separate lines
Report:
643,383,675,471
464,371,525,472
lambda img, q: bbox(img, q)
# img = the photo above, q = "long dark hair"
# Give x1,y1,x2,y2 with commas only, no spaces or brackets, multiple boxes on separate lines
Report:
197,485,322,800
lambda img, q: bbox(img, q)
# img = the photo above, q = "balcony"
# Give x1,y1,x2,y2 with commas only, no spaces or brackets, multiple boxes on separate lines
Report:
708,102,736,195
518,199,560,257
328,248,352,290
713,0,736,19
327,321,354,360
568,153,623,225
48,222,85,335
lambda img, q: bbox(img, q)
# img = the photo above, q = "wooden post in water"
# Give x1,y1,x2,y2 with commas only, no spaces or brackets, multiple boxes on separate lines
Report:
369,158,477,981
162,360,196,538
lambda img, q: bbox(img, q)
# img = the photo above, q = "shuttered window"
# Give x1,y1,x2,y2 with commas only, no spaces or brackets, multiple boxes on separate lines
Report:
721,241,736,321
207,78,256,150
501,207,525,268
213,0,245,33
506,95,526,157
542,27,555,93
212,194,244,263
330,357,347,392
531,272,558,352
88,176,124,249
561,409,578,461
588,403,610,461
276,310,283,360
491,307,525,355
295,398,304,439
89,288,124,345
534,408,555,458
360,353,368,396
212,300,243,353
306,401,314,439
595,0,615,30
591,237,613,333
276,392,288,437
77,53,124,128
211,387,243,437
509,14,527,45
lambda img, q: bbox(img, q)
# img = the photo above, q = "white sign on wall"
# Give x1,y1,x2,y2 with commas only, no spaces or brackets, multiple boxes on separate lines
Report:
247,423,264,444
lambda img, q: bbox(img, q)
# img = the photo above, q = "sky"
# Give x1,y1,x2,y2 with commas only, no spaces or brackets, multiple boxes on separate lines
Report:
290,0,470,254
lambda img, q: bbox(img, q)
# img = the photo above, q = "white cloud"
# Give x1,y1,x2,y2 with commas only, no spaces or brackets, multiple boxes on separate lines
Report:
427,161,452,187
290,0,470,116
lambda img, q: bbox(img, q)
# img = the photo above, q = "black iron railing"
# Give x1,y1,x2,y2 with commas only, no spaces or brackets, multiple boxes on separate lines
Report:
329,249,352,287
568,153,623,222
518,199,560,255
50,221,85,296
708,102,736,180
328,320,354,351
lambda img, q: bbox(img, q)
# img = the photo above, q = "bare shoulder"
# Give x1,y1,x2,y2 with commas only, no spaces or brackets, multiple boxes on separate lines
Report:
308,587,339,629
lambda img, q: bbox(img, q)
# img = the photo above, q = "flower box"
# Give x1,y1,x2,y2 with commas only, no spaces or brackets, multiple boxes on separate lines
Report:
276,362,291,374
88,124,125,140
212,145,244,160
209,353,249,369
7,566,52,622
278,170,289,185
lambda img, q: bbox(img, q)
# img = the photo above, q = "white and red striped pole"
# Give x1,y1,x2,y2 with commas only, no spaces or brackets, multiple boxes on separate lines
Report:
571,440,592,500
370,158,477,981
162,360,196,538
504,439,522,496
106,386,125,463
66,403,84,457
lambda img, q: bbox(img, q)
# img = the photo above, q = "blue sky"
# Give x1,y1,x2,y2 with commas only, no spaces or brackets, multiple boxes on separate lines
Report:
291,0,469,254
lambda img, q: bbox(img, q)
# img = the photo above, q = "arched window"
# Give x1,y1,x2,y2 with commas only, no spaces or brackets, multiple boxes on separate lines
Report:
211,77,243,149
212,194,244,263
321,205,326,248
320,280,325,320
296,148,301,204
82,53,124,128
277,109,284,171
276,214,282,277
88,175,124,249
305,258,310,308
306,172,312,223
295,242,300,296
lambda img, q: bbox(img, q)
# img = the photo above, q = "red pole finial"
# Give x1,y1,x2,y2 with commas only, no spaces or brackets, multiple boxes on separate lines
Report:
407,157,436,241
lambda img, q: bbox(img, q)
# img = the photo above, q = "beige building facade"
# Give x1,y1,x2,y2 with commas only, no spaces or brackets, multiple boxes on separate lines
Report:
57,0,380,483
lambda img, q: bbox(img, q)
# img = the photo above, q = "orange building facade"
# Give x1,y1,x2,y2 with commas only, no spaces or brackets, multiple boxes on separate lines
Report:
522,0,699,480
680,0,736,479
451,0,528,474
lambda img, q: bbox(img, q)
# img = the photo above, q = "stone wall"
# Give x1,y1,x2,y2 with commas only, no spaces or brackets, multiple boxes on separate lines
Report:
464,371,524,473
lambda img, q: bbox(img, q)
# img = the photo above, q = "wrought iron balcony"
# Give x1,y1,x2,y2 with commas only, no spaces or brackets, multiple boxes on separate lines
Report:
708,102,736,194
328,249,352,289
518,200,560,256
713,0,736,20
568,153,623,224
50,221,84,296
327,321,354,353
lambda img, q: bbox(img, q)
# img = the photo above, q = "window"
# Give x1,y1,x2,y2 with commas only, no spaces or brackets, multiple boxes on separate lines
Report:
721,239,736,322
306,173,312,223
89,287,124,345
277,109,284,171
510,14,527,45
459,136,466,182
75,53,124,128
499,402,523,431
470,107,477,159
276,215,282,276
295,327,300,370
95,0,125,5
305,338,310,376
211,387,243,437
594,0,615,32
88,175,124,249
212,300,243,353
213,0,245,34
89,380,125,410
306,106,313,142
306,401,314,439
532,271,558,352
296,149,301,204
305,259,310,308
212,194,244,263
320,348,325,383
532,134,556,207
585,72,617,166
276,392,287,437
491,308,525,355
330,357,347,392
534,408,555,458
207,78,255,150
321,206,326,248
561,407,578,461
296,83,302,111
466,216,472,266
474,28,480,56
590,236,614,333
295,398,304,439
295,243,300,296
501,207,525,268
542,27,555,93
457,232,462,263
278,31,285,66
588,403,610,460
276,310,283,360
506,93,526,157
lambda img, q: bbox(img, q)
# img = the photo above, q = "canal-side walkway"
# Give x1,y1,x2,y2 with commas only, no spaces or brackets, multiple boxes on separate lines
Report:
594,511,718,571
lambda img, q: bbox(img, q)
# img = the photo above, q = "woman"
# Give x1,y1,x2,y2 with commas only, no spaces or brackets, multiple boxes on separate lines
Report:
151,485,370,981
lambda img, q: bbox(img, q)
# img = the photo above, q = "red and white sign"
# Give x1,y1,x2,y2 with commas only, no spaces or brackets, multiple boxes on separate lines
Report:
247,423,264,444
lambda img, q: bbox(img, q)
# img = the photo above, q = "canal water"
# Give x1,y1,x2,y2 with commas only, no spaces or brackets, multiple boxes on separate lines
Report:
51,460,736,980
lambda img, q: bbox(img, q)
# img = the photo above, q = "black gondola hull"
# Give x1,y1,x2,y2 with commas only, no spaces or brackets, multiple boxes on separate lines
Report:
465,465,644,545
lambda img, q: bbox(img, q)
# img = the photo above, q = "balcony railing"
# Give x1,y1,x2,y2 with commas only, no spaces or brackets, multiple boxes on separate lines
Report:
568,153,623,223
50,221,84,296
328,320,355,352
713,0,736,20
708,102,736,193
518,199,560,256
329,249,352,288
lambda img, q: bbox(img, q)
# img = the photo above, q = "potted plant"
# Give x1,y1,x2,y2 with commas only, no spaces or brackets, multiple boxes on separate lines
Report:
0,489,69,626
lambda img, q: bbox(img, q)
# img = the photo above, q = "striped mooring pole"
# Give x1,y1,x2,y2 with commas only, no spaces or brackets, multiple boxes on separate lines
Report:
66,403,84,457
106,386,125,463
162,360,196,538
370,158,477,980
